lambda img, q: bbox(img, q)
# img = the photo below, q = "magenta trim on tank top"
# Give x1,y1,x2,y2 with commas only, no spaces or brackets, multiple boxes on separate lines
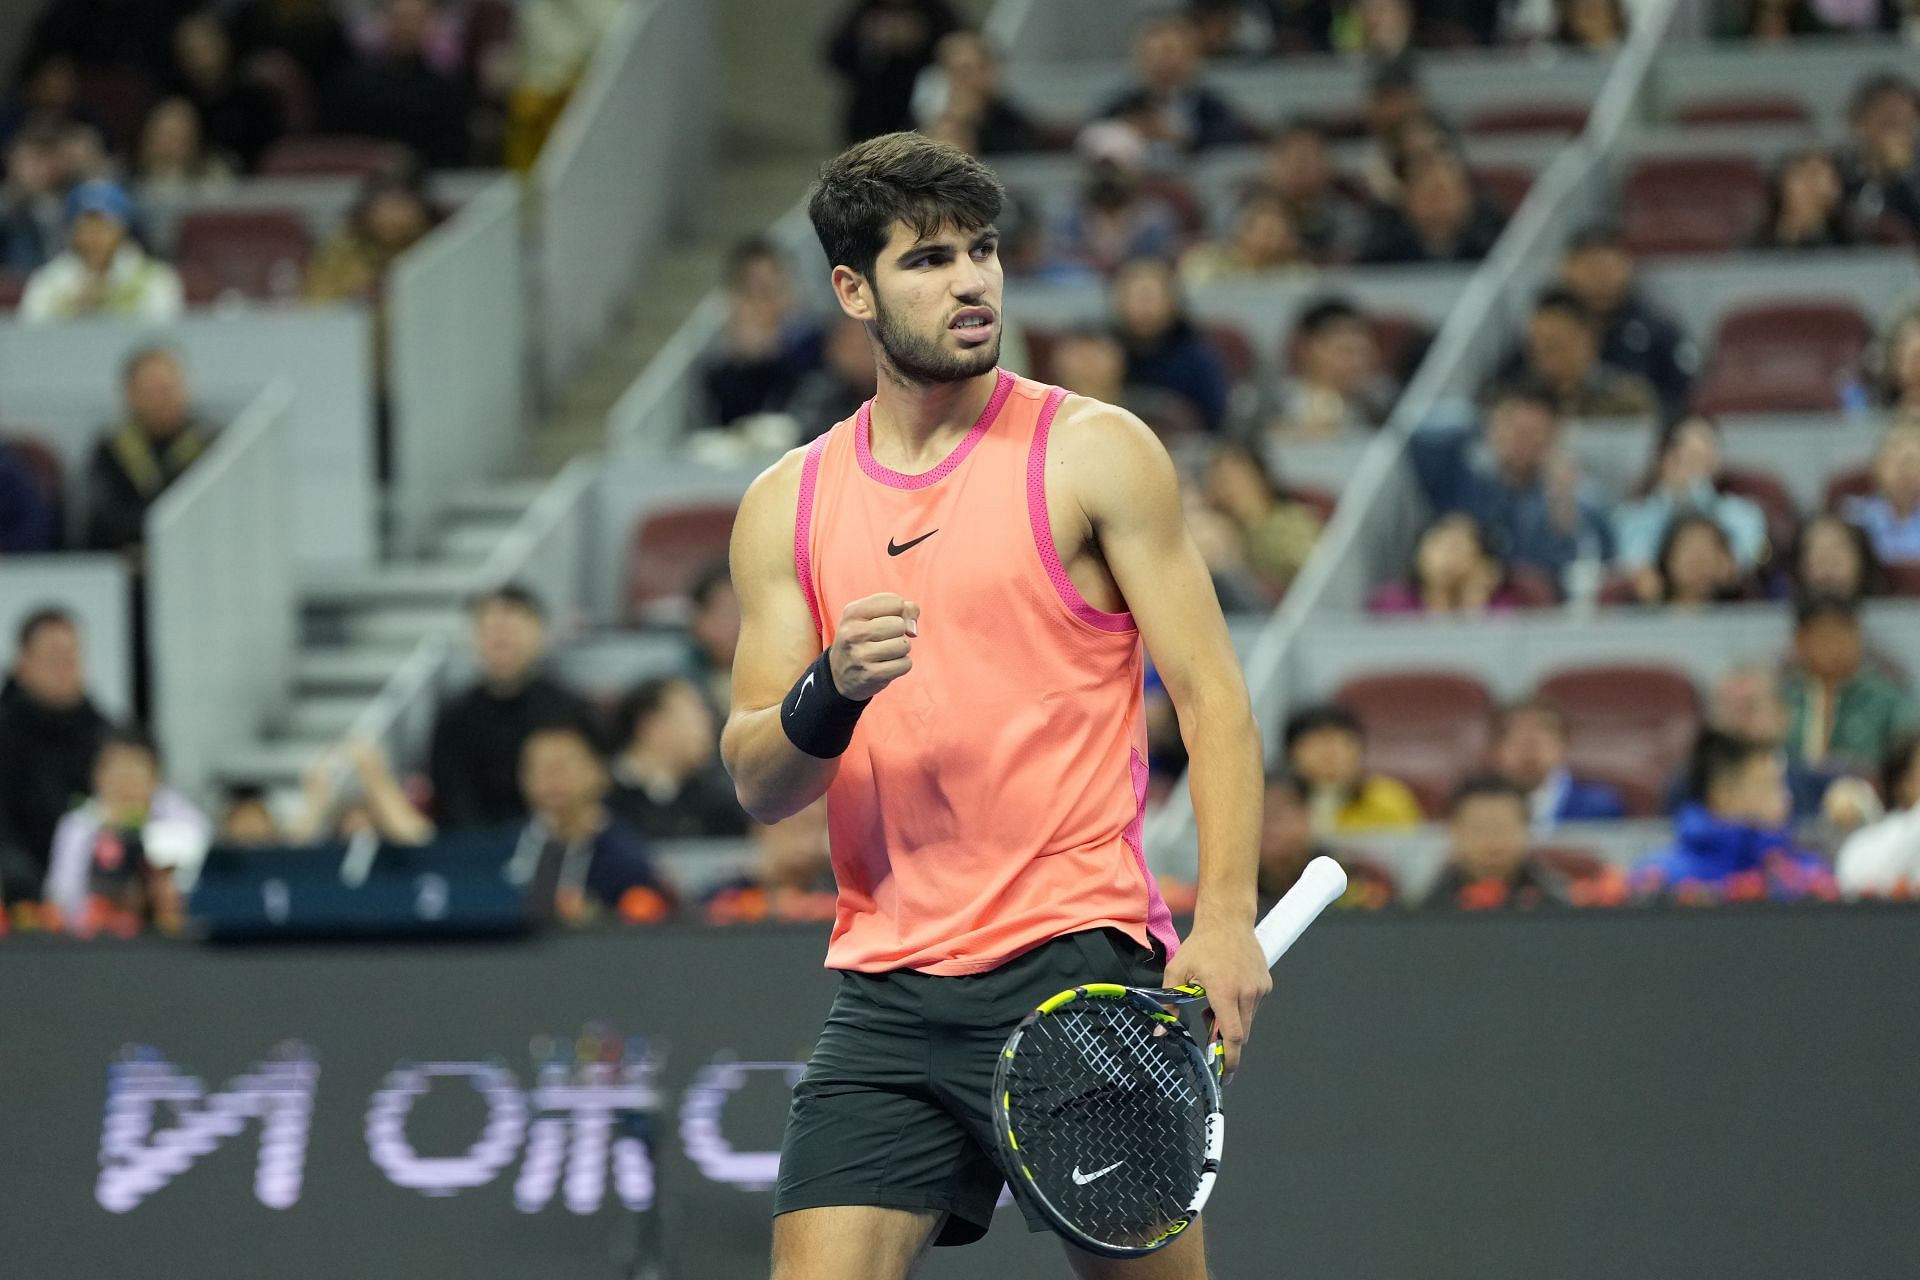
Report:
794,433,830,638
854,368,1014,490
1125,747,1181,960
1026,388,1135,633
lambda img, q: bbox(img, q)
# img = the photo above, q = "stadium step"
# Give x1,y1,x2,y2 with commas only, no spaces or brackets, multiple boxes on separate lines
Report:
210,734,339,790
277,693,376,742
303,561,493,608
437,478,551,524
294,644,416,694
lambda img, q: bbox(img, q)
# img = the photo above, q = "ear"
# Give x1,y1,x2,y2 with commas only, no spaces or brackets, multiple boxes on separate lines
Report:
830,264,875,323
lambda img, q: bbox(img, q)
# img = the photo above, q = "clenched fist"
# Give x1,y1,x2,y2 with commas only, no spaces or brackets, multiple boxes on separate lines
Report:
829,593,920,701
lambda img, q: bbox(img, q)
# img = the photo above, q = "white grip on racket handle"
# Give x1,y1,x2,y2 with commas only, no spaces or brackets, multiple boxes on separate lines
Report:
1254,856,1346,968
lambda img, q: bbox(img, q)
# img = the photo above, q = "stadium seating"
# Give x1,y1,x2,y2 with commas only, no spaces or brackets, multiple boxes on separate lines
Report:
1717,466,1800,555
1466,103,1590,137
1671,93,1812,127
1620,156,1769,256
1334,671,1495,816
1691,301,1873,416
627,503,738,624
259,136,412,179
1536,664,1701,796
173,209,313,302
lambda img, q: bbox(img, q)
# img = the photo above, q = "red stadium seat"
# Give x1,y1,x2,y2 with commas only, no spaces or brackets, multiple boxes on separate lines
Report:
1466,103,1589,137
1620,156,1769,256
173,209,312,301
1673,94,1811,128
177,261,224,308
1824,466,1874,512
1536,664,1701,787
1717,466,1799,557
1691,301,1873,416
1471,164,1534,217
1334,671,1496,817
1886,564,1920,598
0,270,25,310
627,503,739,624
1202,320,1258,385
259,135,411,178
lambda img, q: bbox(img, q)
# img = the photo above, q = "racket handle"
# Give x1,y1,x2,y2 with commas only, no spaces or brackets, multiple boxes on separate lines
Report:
1254,856,1346,969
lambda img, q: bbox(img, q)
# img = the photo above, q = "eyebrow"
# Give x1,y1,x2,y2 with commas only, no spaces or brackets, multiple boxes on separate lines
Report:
896,226,1001,265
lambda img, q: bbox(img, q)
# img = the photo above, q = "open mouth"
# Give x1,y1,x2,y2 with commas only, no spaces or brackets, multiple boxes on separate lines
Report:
950,309,996,341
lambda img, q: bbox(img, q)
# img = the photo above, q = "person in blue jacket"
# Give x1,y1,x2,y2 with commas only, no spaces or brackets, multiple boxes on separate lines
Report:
1489,698,1627,830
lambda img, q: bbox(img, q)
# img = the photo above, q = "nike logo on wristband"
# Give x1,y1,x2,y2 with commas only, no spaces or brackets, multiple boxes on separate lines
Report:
788,669,815,715
887,529,937,556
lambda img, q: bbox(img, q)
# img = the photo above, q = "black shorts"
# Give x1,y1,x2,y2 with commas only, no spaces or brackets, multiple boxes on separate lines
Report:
773,928,1166,1247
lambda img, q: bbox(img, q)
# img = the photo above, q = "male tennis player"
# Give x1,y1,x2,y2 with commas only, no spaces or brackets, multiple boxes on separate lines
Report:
721,132,1268,1280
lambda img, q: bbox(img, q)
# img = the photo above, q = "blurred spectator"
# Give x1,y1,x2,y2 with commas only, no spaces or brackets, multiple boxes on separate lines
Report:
1834,733,1920,896
47,726,212,935
912,31,1042,156
1191,0,1287,57
1257,769,1396,910
1837,72,1920,242
1840,425,1920,565
290,736,437,846
1422,775,1571,911
1635,512,1755,608
1497,287,1659,419
1109,255,1231,433
1557,225,1695,418
1332,0,1416,58
1283,703,1423,833
1490,699,1627,829
1197,441,1323,597
18,0,195,83
704,237,826,426
1095,9,1256,157
133,96,236,197
0,124,65,273
608,676,749,840
215,783,280,846
168,10,284,170
1364,110,1458,208
1268,0,1341,51
1179,189,1311,286
1630,730,1835,903
825,0,959,145
503,0,622,169
1783,593,1918,775
1359,149,1506,265
1753,148,1855,251
1738,0,1831,38
429,583,597,829
1410,382,1613,583
305,168,438,306
788,314,877,444
1368,512,1523,614
1705,663,1834,820
1264,296,1393,441
1040,125,1182,280
82,348,211,558
0,609,107,901
1879,307,1920,416
1049,325,1128,404
229,0,354,87
704,798,837,925
1612,415,1768,571
1360,58,1428,167
1557,0,1629,50
1785,511,1884,602
684,559,740,717
0,438,58,552
20,180,184,324
322,0,474,167
1258,117,1369,264
508,724,674,927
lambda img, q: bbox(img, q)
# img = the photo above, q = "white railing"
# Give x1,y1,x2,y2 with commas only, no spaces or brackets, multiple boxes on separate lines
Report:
534,0,715,396
146,384,297,800
389,175,529,553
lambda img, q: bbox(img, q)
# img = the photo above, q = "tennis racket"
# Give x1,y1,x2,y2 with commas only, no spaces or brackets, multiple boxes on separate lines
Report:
991,856,1347,1258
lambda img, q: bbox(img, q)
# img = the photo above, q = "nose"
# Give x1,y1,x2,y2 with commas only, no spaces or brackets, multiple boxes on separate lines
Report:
951,255,988,302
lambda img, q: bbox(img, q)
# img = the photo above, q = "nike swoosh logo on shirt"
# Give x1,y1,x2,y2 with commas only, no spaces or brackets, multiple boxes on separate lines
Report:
1071,1160,1125,1186
887,529,938,556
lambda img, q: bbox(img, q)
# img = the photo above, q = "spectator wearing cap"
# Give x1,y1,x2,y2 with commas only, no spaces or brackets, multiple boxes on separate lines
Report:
1840,424,1920,565
1782,594,1918,777
608,676,749,840
1423,775,1572,911
1557,225,1695,419
1489,699,1625,831
1496,287,1659,420
507,724,674,927
19,180,183,324
1283,703,1423,834
1611,414,1768,572
703,238,827,426
1359,148,1506,266
0,124,66,273
825,0,960,145
1257,769,1397,911
83,348,214,559
1109,256,1231,434
912,31,1043,156
1265,296,1394,441
1836,72,1920,241
429,584,598,830
1095,10,1255,157
0,609,108,902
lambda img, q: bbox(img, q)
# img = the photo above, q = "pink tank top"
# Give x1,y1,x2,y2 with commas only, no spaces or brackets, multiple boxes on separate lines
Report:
794,368,1179,975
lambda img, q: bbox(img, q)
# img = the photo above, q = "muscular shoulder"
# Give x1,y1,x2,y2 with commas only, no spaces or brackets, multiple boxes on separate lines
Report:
1045,393,1181,526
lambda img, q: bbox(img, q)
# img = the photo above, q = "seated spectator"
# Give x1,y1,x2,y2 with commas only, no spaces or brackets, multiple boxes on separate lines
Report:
1283,703,1423,833
825,0,959,145
1041,138,1183,281
1423,775,1571,911
1612,415,1768,571
0,438,58,552
1836,72,1920,242
168,10,284,170
1704,663,1834,821
1783,593,1918,776
684,559,740,716
0,124,66,273
1361,56,1428,157
84,348,214,559
1332,0,1416,58
608,676,748,840
788,314,878,444
133,96,237,198
429,583,597,829
17,0,190,85
1257,769,1397,910
1635,513,1755,608
321,0,475,167
1179,189,1311,286
1198,442,1323,598
1835,734,1920,897
228,0,354,88
703,237,826,426
704,798,838,924
216,784,282,846
1630,730,1835,903
0,609,107,902
1557,0,1628,50
912,31,1042,156
1368,512,1522,615
1410,382,1613,584
305,168,439,308
1365,110,1458,208
1490,699,1626,829
1359,148,1506,266
1557,225,1696,418
1191,0,1289,57
1110,255,1231,433
20,181,184,324
47,727,212,935
1095,9,1255,158
1497,287,1659,420
508,724,674,927
1841,424,1920,564
1266,0,1340,51
1263,297,1394,441
1784,511,1884,602
1753,148,1855,251
1738,0,1831,39
1049,324,1128,403
1259,117,1369,264
1879,307,1920,417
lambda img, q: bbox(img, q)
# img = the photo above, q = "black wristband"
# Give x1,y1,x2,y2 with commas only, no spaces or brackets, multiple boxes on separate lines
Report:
779,651,868,758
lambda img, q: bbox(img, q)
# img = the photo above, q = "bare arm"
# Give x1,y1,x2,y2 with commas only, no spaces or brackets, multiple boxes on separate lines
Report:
347,738,435,846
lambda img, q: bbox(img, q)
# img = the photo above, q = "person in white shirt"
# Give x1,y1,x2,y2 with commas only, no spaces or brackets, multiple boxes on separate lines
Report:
1835,734,1920,898
46,727,209,934
19,179,184,325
